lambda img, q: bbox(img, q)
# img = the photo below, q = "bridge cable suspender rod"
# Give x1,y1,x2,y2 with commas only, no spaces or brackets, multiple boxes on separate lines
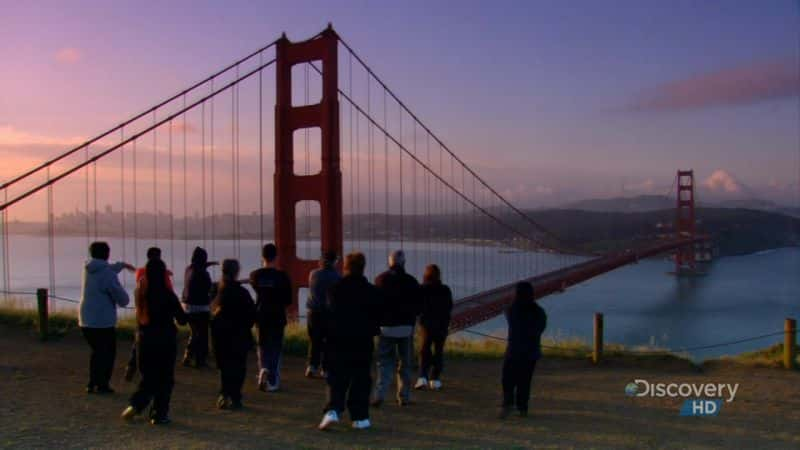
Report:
307,61,557,254
334,36,573,253
0,40,280,193
0,58,277,212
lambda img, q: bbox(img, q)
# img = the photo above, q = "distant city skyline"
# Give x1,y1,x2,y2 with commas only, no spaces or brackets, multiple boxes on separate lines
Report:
1,0,799,221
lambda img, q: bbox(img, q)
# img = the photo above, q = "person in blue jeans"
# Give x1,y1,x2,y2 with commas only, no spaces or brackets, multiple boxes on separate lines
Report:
306,250,340,378
371,250,421,407
500,281,547,418
249,243,292,392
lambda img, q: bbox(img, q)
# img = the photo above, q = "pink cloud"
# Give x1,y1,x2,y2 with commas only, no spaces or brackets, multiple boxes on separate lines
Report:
703,169,740,193
626,58,799,112
55,47,82,64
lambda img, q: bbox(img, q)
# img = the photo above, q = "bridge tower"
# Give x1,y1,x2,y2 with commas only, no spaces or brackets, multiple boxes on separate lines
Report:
274,26,342,318
675,170,696,274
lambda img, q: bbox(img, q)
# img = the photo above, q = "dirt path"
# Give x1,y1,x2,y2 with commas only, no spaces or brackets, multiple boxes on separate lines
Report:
0,325,798,449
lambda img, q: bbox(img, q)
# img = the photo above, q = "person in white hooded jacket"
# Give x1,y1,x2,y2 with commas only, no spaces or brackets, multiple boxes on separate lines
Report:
78,241,134,394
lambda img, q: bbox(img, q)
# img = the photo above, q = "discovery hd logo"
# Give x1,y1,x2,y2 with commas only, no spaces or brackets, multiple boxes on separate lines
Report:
625,379,739,416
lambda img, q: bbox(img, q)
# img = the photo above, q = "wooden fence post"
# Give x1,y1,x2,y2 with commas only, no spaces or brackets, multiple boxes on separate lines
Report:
593,312,603,364
36,288,48,341
785,318,796,370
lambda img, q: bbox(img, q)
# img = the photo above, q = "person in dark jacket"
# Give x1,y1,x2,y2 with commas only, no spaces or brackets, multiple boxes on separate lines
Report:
125,247,173,382
500,281,547,418
249,243,292,392
414,264,453,391
372,250,421,407
181,247,218,368
121,259,187,425
305,250,340,378
210,259,256,410
318,252,382,431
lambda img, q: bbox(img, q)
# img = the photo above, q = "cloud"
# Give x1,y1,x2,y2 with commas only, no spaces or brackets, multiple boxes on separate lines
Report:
0,125,85,147
625,58,799,112
703,169,740,193
55,47,82,64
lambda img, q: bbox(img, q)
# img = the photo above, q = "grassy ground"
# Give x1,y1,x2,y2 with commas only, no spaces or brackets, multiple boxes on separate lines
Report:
1,322,799,449
2,301,796,368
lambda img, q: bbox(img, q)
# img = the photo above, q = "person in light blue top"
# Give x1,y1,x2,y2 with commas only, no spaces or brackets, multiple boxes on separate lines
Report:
78,241,135,394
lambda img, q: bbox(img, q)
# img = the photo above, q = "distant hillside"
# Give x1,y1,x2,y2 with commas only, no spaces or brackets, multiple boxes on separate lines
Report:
526,207,800,256
561,195,673,212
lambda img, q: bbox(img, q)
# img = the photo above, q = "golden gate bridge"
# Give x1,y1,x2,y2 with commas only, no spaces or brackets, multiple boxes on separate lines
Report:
0,25,706,332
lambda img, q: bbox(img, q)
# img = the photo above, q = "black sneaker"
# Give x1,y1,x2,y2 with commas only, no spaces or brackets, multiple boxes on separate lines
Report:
96,386,115,394
518,410,528,418
150,416,171,425
85,385,96,394
182,356,192,367
498,405,513,419
230,400,243,410
217,395,229,410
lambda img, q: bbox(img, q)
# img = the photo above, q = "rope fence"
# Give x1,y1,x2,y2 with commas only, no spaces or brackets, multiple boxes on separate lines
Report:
2,289,795,369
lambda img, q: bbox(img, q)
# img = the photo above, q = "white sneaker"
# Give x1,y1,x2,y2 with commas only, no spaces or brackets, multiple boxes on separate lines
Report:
429,379,442,390
319,411,339,430
414,377,428,390
352,419,372,430
267,382,280,392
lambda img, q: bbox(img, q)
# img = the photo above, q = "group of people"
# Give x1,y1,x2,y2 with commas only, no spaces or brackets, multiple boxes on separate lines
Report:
77,240,547,429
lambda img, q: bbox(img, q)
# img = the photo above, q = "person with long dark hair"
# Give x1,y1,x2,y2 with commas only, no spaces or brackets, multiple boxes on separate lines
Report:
181,247,218,368
121,259,187,425
499,281,547,419
210,259,256,410
415,264,453,391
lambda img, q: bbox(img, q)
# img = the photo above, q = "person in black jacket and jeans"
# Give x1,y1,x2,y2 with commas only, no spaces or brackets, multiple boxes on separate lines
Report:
306,250,340,378
210,259,256,410
250,243,292,392
500,281,547,418
121,259,187,425
318,252,382,431
372,250,421,407
415,264,453,391
181,247,217,368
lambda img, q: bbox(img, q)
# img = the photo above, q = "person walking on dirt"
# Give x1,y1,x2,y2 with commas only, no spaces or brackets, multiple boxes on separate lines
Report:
210,259,256,410
499,281,547,418
305,250,340,378
78,241,135,394
414,264,453,391
181,247,218,368
121,258,187,425
372,250,422,407
249,243,292,392
125,247,173,382
318,252,383,431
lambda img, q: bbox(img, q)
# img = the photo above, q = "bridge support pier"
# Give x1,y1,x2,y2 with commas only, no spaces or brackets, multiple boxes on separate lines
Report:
274,26,342,319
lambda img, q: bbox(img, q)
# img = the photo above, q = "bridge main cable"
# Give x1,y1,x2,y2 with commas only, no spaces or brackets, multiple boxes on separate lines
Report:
0,39,279,192
335,35,578,254
0,58,278,211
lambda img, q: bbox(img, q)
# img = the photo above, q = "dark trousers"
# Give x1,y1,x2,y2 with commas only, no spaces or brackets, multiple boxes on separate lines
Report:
185,312,210,365
217,349,247,403
81,327,117,389
324,340,373,421
502,358,537,412
127,343,138,372
257,326,284,386
306,310,325,369
419,328,446,380
130,328,177,419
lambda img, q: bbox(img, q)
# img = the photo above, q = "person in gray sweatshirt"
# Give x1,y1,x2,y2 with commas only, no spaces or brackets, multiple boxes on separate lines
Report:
78,241,135,394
